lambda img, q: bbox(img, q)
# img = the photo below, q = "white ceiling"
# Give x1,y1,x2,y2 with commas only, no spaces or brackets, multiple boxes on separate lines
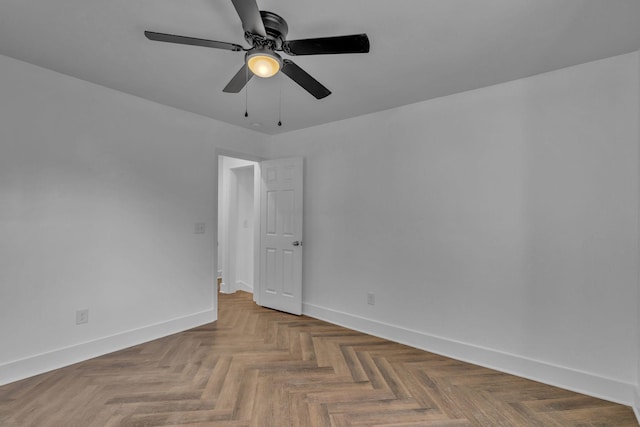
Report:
1,0,639,135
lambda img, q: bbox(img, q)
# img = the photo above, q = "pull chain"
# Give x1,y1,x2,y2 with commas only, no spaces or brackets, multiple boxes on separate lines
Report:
277,74,283,127
244,65,249,118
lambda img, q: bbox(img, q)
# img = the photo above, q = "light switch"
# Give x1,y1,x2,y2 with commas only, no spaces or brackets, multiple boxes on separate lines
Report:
195,222,206,234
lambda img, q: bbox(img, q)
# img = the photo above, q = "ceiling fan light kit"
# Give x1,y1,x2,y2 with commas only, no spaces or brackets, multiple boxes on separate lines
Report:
246,47,282,78
144,0,370,99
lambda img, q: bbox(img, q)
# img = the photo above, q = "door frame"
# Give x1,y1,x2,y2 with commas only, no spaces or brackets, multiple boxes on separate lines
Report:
227,164,255,295
215,148,264,314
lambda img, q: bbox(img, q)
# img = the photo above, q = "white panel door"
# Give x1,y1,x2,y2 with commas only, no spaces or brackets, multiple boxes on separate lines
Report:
259,157,303,315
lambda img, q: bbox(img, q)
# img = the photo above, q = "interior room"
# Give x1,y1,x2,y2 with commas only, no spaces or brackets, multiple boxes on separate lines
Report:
1,0,639,425
217,155,260,296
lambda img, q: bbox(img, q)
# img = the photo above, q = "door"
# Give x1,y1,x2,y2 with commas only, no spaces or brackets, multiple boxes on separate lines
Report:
259,157,303,315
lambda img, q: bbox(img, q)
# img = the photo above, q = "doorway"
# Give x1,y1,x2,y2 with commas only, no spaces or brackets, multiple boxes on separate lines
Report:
217,155,260,298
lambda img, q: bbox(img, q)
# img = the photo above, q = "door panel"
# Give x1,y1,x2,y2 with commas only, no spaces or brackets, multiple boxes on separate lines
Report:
259,157,303,315
265,248,277,293
266,191,277,234
282,250,295,296
281,190,294,236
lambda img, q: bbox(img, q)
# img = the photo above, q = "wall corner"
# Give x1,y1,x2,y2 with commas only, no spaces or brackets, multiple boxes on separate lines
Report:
636,47,640,427
634,386,640,424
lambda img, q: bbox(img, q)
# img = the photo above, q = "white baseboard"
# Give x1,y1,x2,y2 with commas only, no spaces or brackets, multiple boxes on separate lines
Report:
302,302,636,407
235,280,253,293
219,281,233,294
0,309,215,387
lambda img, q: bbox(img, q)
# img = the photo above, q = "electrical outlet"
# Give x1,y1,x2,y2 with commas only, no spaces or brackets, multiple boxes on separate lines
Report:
195,222,206,234
76,309,89,325
367,293,375,306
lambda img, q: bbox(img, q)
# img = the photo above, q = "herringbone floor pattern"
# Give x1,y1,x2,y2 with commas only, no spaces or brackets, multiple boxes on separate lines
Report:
0,291,637,426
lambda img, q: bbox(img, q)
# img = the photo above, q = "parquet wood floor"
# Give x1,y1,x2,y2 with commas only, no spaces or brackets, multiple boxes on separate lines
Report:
0,291,637,426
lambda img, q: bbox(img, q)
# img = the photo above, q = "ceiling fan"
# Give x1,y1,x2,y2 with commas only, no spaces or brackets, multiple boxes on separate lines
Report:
145,0,370,99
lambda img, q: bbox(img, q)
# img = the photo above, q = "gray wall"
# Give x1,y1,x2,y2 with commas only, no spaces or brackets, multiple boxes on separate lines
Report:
0,54,267,384
268,52,639,405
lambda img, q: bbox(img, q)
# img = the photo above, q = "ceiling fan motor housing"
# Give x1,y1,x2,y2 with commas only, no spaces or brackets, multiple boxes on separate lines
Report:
244,11,288,50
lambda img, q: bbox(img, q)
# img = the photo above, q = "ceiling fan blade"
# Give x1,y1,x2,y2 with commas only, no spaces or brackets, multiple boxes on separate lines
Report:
145,31,243,51
281,59,331,99
223,64,254,93
282,34,370,56
230,0,267,37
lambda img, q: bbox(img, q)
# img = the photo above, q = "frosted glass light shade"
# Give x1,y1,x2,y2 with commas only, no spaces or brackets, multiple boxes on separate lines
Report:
247,49,282,78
